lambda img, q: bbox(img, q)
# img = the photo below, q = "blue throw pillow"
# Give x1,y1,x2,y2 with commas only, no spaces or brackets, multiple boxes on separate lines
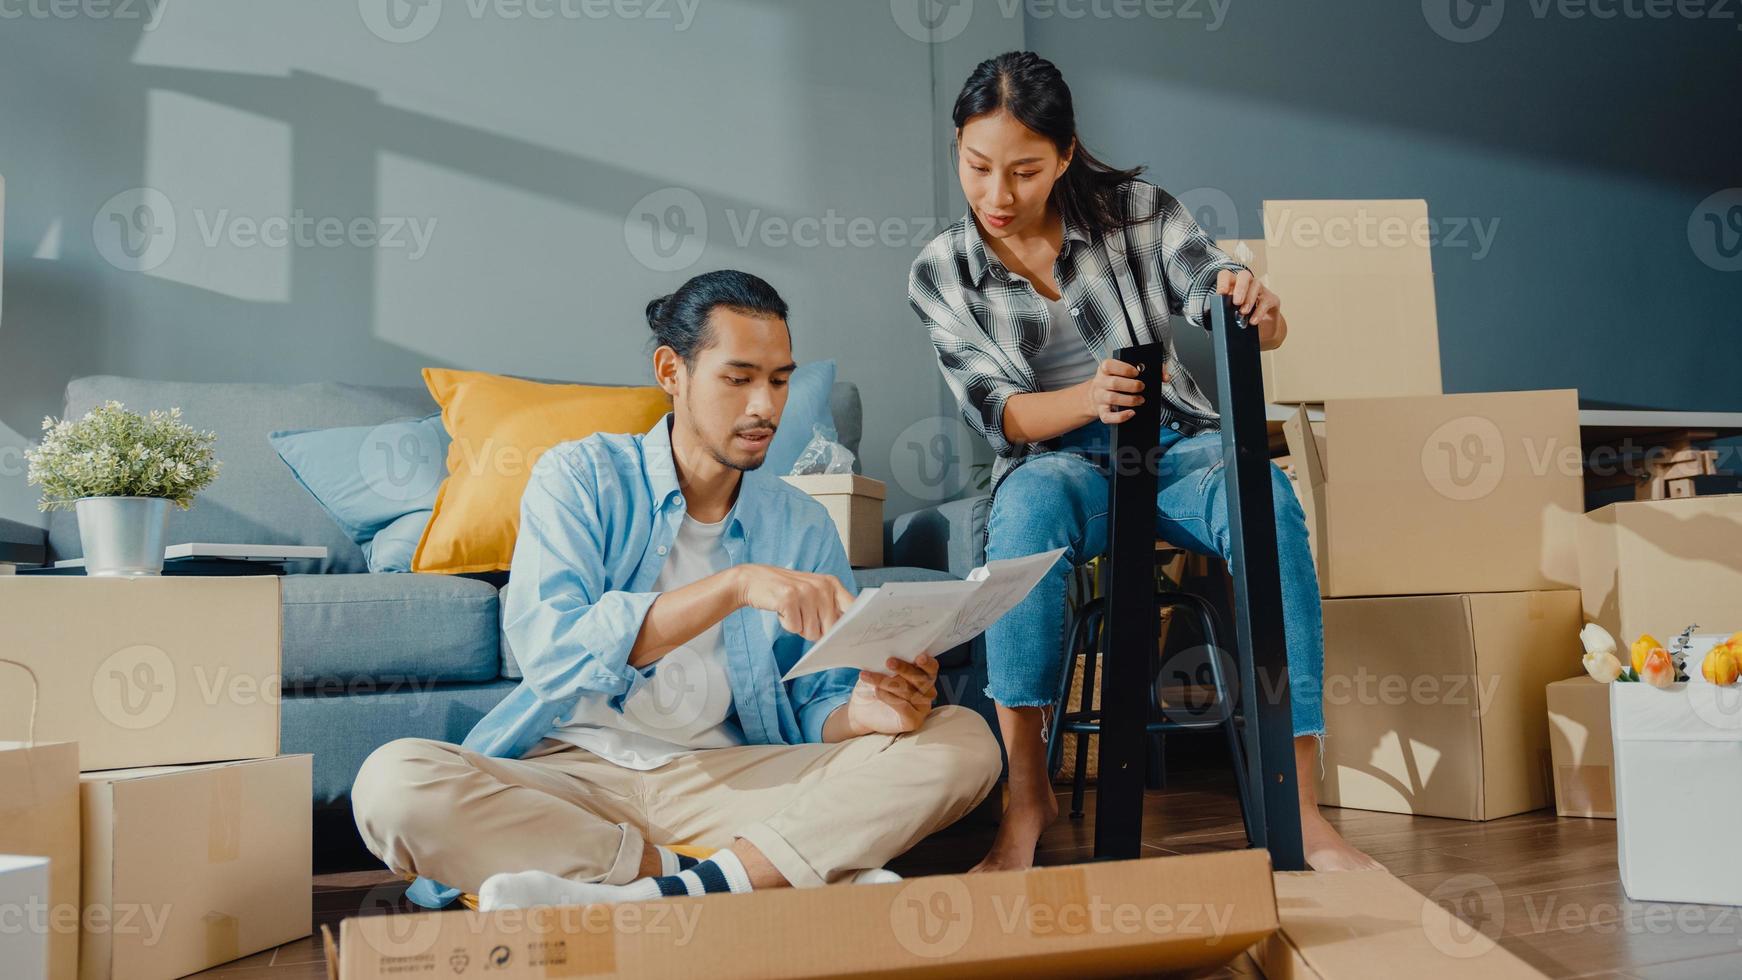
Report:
764,359,838,476
269,414,449,572
361,509,434,574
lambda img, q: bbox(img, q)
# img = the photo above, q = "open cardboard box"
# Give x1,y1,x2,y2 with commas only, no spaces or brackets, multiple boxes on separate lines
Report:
323,856,1549,979
325,850,1279,979
1222,199,1443,406
1576,494,1742,648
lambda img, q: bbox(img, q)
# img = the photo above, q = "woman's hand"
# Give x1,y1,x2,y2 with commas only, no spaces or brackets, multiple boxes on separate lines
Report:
1081,358,1154,425
1215,269,1288,351
844,654,939,736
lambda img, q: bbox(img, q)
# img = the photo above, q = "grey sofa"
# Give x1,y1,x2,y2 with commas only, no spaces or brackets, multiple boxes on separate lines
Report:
0,375,991,805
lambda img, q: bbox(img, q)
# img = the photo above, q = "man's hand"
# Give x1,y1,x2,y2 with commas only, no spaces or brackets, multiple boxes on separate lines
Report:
734,564,855,641
1081,358,1155,425
844,653,939,736
1215,269,1287,351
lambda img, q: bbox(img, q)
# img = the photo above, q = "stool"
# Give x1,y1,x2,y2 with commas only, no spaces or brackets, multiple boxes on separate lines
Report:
1045,590,1252,826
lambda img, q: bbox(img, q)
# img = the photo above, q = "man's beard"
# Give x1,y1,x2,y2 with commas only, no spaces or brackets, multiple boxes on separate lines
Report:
710,421,776,472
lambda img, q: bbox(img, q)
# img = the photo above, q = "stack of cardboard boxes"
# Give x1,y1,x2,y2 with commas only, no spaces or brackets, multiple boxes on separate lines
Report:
1227,201,1587,822
0,576,312,980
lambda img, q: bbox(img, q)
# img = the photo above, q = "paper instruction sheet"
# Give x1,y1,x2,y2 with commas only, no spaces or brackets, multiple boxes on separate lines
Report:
782,548,1065,680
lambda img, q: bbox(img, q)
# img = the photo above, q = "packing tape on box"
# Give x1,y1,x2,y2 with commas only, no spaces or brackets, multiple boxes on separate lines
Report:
204,911,240,965
1024,866,1093,938
209,765,244,863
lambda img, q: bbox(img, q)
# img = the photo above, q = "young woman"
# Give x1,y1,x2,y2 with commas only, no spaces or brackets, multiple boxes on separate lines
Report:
908,51,1381,873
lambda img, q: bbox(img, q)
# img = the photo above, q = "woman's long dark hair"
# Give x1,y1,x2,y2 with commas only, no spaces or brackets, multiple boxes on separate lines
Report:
951,51,1155,238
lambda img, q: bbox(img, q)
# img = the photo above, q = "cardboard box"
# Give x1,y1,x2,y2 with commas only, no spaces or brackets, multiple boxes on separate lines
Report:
0,855,50,980
1317,590,1584,821
80,755,313,980
325,850,1279,979
1578,495,1742,645
780,474,886,568
1255,200,1443,404
0,740,79,980
0,576,280,771
1545,676,1614,818
1284,390,1584,598
1255,870,1546,979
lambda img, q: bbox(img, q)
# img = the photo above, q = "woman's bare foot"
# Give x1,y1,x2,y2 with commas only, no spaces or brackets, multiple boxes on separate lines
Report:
970,787,1059,872
1294,735,1384,872
970,703,1060,873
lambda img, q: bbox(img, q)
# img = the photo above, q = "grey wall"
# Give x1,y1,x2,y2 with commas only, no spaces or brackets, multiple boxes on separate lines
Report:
1028,2,1741,413
0,0,1028,527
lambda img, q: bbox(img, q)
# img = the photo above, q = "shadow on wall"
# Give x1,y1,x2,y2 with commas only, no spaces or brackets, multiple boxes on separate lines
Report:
0,3,949,524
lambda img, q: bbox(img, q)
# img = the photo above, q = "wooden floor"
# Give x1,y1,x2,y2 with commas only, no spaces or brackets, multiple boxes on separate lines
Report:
193,775,1742,980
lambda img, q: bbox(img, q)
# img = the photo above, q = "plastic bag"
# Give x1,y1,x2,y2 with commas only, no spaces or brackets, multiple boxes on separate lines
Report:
788,424,856,475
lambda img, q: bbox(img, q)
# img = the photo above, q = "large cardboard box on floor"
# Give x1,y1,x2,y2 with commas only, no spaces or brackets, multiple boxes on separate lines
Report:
781,473,886,568
1546,676,1615,818
1245,200,1443,405
1577,494,1742,647
0,740,80,980
1283,389,1584,598
0,576,280,771
1612,637,1742,906
1255,870,1546,979
1317,590,1584,821
326,850,1279,979
80,754,313,980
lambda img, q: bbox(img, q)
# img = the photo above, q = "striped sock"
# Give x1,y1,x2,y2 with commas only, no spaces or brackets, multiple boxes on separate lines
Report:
479,849,752,911
654,846,701,876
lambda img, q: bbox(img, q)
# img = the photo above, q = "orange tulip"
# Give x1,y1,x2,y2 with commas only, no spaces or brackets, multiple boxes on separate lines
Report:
1641,647,1676,688
1704,646,1740,686
1632,634,1664,675
1728,630,1742,648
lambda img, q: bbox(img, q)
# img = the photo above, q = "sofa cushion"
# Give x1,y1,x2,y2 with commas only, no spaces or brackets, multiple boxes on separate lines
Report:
281,573,501,687
51,376,438,573
268,412,448,551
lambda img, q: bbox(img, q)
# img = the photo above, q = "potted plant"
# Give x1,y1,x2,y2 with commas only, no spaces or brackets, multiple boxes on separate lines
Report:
23,401,221,576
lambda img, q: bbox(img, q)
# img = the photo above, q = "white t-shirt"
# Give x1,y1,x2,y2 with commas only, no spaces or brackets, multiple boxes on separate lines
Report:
549,513,744,769
1030,294,1100,392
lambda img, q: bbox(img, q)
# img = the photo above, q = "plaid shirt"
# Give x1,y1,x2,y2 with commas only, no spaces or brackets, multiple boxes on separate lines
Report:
908,179,1246,494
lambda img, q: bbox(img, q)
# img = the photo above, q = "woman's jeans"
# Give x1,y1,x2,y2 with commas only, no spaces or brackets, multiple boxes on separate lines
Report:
981,422,1326,737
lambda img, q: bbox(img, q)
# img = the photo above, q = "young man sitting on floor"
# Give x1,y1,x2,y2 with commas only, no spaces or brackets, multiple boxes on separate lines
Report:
351,270,1003,911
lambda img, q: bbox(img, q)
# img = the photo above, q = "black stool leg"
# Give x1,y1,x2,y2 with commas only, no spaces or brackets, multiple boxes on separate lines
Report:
1169,591,1259,847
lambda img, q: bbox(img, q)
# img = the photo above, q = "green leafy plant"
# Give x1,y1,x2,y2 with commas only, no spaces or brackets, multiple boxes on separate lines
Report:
25,402,221,511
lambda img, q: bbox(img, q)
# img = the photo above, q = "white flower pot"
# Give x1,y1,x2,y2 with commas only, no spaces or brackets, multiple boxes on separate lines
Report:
74,496,171,577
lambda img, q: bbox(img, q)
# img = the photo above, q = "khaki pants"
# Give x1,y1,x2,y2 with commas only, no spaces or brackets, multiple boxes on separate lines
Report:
352,705,1002,893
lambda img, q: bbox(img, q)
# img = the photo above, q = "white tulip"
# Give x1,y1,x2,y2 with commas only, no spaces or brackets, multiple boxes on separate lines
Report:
1579,623,1618,660
1583,651,1623,684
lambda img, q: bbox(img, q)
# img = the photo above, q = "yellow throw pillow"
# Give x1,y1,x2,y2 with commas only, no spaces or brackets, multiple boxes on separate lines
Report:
413,368,671,574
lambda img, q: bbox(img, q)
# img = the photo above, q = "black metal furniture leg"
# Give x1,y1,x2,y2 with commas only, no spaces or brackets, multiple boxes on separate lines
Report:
1092,342,1166,859
1207,294,1306,871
